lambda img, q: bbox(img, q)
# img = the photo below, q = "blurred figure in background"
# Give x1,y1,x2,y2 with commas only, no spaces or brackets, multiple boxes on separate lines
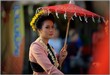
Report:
92,23,105,52
49,29,63,56
89,22,109,74
63,29,85,74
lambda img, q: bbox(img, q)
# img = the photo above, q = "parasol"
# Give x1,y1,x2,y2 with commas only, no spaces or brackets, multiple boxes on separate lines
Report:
36,1,105,47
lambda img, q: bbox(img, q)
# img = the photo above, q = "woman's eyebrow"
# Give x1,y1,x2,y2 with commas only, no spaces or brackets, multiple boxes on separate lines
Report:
46,24,54,26
45,25,50,26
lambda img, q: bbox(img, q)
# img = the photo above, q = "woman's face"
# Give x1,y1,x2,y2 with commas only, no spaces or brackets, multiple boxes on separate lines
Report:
39,20,55,39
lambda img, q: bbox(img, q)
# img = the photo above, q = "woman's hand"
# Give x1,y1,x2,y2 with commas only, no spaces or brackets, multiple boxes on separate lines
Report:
59,45,68,67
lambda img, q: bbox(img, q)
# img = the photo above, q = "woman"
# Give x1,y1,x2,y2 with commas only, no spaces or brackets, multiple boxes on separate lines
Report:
29,10,67,75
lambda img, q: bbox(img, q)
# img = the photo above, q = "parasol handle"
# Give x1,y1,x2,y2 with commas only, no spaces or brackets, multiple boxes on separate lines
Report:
64,18,71,47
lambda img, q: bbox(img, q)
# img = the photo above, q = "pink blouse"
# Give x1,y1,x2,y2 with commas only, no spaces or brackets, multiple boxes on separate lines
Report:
29,38,64,75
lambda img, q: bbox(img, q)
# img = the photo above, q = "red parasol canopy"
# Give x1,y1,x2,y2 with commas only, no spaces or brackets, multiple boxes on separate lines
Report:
36,3,105,23
36,3,105,46
42,3,100,17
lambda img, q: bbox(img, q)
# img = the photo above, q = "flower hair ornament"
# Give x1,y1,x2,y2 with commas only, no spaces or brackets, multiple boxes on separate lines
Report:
30,10,45,31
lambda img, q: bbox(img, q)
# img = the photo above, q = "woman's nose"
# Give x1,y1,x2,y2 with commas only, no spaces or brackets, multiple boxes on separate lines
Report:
49,28,54,31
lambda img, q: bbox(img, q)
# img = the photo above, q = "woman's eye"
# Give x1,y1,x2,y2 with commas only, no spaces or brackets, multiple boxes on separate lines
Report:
45,27,49,29
45,25,54,29
52,26,55,29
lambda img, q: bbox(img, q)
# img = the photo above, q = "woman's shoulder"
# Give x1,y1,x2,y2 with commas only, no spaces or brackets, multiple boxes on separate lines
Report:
30,39,48,55
30,39,42,49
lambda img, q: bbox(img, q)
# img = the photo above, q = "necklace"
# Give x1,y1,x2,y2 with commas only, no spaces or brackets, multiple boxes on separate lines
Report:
38,37,59,68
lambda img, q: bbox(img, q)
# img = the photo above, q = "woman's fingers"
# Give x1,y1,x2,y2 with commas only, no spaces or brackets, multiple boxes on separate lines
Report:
60,50,67,57
64,44,67,49
61,45,67,52
60,44,68,59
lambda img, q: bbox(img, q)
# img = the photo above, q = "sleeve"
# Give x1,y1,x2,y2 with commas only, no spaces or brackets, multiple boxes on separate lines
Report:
30,43,64,75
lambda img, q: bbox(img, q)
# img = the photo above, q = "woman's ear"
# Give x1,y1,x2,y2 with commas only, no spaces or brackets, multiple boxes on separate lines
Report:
37,29,40,33
38,29,42,34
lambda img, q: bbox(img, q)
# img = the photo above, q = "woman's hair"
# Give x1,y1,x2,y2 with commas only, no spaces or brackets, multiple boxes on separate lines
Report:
35,13,55,30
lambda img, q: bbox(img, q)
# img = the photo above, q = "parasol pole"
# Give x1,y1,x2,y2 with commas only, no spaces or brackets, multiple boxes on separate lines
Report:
59,17,71,70
64,17,71,47
63,0,74,47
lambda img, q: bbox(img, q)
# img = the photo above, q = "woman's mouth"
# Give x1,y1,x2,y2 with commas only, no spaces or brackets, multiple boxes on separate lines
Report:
49,34,53,36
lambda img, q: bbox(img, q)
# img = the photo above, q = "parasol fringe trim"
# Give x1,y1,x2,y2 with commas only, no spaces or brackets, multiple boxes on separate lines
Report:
92,16,95,23
74,12,77,17
64,11,67,19
84,15,88,23
102,17,105,23
48,9,51,16
36,7,42,14
79,16,82,21
55,10,59,18
71,16,74,20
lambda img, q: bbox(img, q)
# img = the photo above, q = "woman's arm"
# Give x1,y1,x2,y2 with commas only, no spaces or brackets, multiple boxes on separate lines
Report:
30,43,64,75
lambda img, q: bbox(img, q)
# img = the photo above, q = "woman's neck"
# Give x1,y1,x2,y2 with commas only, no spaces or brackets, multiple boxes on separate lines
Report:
39,36,49,45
